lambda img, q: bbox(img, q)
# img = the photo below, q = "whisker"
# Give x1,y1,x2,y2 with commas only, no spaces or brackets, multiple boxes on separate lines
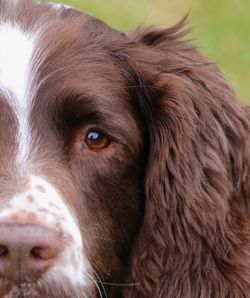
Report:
86,272,105,298
97,281,139,287
88,265,108,298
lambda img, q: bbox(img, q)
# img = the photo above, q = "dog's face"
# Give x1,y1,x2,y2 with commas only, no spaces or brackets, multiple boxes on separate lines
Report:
1,1,250,298
0,2,146,297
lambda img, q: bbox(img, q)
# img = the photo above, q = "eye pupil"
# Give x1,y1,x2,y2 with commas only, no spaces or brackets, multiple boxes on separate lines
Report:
84,130,110,150
88,132,101,142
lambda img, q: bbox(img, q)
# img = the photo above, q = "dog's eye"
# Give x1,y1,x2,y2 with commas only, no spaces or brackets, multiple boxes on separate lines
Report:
83,130,110,150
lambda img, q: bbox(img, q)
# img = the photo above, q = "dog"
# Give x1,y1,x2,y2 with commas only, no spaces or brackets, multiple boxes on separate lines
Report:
0,1,249,297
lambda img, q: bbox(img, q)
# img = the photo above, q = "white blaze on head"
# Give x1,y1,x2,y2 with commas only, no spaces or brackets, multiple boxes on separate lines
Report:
0,23,34,104
0,22,36,163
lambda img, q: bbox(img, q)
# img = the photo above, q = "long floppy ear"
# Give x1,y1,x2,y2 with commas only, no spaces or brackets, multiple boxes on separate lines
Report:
111,20,250,297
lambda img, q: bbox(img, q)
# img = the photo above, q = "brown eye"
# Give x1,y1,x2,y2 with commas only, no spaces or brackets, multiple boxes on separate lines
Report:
83,130,110,151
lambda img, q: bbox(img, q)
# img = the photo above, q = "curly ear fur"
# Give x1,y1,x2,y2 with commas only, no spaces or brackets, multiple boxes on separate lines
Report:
115,20,250,297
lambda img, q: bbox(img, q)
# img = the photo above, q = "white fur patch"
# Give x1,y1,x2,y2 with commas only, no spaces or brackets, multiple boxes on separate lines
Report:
0,176,91,288
50,3,74,11
0,23,35,163
0,23,34,107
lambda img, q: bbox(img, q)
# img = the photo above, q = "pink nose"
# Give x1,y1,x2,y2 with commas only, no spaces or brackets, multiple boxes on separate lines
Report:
0,223,60,284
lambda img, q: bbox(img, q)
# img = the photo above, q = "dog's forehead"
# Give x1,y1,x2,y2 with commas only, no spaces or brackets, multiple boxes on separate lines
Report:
0,3,65,83
0,1,108,98
0,23,34,103
0,1,122,83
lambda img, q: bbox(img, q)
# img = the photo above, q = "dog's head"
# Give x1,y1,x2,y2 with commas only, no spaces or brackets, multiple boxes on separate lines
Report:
0,1,250,298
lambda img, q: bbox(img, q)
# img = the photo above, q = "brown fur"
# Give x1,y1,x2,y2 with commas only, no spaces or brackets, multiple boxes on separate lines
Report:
122,20,250,298
0,1,250,297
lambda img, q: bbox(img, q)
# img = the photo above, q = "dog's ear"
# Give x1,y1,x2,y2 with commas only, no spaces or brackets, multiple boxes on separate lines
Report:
110,21,250,297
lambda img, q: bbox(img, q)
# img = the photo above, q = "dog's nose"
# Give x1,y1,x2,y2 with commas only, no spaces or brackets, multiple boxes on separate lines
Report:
0,224,60,284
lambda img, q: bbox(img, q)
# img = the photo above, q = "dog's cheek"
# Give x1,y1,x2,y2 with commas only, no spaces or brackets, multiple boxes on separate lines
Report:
69,151,144,279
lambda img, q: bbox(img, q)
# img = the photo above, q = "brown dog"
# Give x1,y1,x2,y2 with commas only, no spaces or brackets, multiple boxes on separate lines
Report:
0,1,249,297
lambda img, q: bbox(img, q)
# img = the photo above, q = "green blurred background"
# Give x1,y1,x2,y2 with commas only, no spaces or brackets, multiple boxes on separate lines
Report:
50,0,249,103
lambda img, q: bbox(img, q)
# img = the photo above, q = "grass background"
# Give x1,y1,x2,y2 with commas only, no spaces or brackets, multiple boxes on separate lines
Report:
50,0,249,103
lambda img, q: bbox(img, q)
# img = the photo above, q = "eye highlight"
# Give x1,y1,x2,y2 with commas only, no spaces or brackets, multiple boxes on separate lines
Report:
83,130,111,151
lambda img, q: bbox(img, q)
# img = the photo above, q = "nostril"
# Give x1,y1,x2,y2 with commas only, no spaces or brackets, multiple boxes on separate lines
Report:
0,245,9,257
31,246,59,261
31,247,43,260
0,224,61,284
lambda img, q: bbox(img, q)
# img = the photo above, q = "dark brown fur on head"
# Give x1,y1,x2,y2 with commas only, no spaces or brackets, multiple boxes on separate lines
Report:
1,1,250,297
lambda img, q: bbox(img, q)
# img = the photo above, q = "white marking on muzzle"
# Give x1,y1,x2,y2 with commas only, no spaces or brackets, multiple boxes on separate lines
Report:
0,175,90,287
